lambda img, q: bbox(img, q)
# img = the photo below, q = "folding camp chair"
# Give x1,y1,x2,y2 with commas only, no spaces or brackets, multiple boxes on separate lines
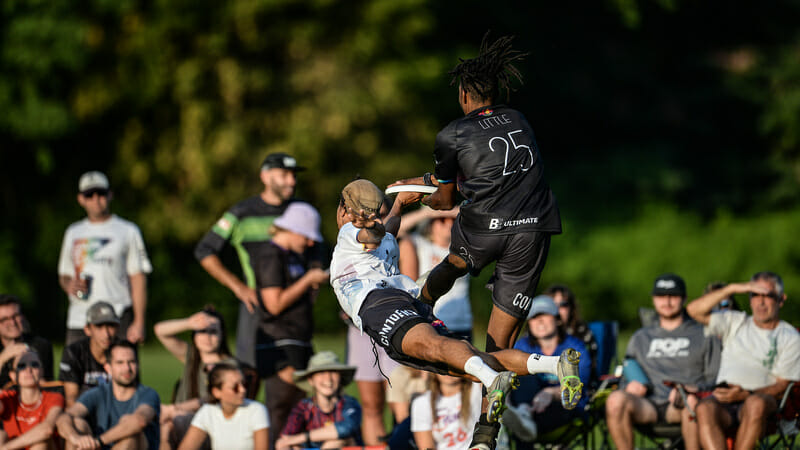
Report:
759,381,800,449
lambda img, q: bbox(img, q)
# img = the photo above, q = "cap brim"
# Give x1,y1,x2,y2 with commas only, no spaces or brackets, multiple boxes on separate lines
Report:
293,366,357,391
88,320,120,326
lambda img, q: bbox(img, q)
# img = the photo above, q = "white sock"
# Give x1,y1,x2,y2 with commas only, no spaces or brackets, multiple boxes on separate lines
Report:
463,356,500,388
526,354,559,375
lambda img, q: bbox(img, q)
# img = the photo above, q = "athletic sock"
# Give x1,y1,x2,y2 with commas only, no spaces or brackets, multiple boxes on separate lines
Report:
464,356,500,388
526,353,558,375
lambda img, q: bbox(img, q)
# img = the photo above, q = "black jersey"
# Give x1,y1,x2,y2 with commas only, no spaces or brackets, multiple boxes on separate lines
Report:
58,338,109,394
194,196,291,288
252,242,313,343
434,105,561,235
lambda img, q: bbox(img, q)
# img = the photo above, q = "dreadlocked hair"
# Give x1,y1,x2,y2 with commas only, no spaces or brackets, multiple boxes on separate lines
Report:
449,32,528,103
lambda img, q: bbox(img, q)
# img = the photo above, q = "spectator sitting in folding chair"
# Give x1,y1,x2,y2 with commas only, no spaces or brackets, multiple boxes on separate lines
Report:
503,295,591,447
686,271,800,449
605,274,721,450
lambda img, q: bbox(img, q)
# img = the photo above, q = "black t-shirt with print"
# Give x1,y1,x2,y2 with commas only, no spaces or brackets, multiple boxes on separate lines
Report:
58,338,109,394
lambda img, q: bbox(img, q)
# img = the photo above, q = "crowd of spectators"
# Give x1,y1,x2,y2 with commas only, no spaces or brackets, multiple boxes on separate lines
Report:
1,160,797,450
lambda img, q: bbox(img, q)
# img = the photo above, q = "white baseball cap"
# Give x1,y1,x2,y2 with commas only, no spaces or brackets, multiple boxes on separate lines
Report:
78,171,110,193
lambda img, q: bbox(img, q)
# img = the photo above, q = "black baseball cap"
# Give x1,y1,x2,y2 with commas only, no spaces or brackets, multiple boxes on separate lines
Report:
261,153,306,172
651,273,687,297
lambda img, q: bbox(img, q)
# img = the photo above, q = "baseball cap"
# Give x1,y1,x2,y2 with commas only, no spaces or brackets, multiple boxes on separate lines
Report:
261,153,306,172
78,171,110,194
86,301,120,326
273,202,323,242
341,179,384,216
651,273,686,297
526,295,559,320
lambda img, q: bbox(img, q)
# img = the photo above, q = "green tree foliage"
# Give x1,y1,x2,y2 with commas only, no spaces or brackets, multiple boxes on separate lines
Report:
1,0,799,338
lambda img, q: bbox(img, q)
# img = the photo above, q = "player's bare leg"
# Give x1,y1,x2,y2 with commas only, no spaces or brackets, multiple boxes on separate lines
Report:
485,305,526,352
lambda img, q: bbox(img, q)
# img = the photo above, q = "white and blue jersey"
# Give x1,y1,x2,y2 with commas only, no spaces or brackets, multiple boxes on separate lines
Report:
330,223,420,330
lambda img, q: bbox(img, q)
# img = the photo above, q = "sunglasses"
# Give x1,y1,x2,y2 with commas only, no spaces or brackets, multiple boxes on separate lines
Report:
719,299,732,308
81,188,109,198
197,326,220,335
16,361,41,371
749,292,780,301
226,382,245,393
558,301,571,308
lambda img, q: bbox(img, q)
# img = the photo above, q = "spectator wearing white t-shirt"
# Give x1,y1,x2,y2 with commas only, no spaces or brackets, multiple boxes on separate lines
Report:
57,171,152,345
687,271,800,450
411,374,482,450
179,364,269,450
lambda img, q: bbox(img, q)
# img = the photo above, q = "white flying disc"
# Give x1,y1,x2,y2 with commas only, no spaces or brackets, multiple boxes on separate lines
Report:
385,184,437,195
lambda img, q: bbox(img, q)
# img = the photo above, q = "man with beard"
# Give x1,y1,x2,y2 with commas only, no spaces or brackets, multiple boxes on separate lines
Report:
605,274,721,450
194,153,305,371
57,340,160,450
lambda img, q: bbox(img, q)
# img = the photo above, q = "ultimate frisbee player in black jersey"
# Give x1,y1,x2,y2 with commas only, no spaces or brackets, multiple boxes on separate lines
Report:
391,34,561,356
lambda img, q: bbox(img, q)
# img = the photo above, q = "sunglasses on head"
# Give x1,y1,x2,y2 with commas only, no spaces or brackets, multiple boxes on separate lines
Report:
16,361,41,371
81,188,109,198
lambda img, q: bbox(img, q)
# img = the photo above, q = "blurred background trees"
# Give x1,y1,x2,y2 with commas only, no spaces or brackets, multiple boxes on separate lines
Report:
1,0,799,339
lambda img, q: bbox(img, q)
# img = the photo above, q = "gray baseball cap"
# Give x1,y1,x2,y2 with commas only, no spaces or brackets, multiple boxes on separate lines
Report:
526,295,559,320
86,301,120,326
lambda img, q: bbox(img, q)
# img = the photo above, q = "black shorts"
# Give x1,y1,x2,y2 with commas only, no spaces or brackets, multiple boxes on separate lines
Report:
711,396,744,431
358,288,456,376
255,342,312,378
450,218,551,319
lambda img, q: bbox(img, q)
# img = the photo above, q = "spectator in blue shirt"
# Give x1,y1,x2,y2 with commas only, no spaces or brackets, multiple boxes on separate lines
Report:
57,340,160,449
504,295,591,446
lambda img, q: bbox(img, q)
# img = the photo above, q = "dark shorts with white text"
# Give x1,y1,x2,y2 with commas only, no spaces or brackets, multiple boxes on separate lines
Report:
358,288,456,376
450,218,551,320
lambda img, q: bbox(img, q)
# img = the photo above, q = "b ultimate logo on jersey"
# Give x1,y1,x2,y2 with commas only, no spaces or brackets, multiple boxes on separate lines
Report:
488,217,539,230
646,337,690,358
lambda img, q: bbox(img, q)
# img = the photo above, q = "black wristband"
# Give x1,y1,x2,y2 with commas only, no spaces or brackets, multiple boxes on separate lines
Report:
423,172,434,186
97,436,105,446
304,430,311,446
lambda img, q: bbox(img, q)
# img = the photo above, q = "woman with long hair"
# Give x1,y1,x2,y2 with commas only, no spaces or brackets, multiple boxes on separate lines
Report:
410,373,482,450
543,284,598,383
155,305,238,449
179,363,269,450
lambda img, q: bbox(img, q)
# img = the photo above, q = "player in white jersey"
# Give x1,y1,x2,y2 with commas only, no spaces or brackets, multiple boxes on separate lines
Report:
329,180,582,450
